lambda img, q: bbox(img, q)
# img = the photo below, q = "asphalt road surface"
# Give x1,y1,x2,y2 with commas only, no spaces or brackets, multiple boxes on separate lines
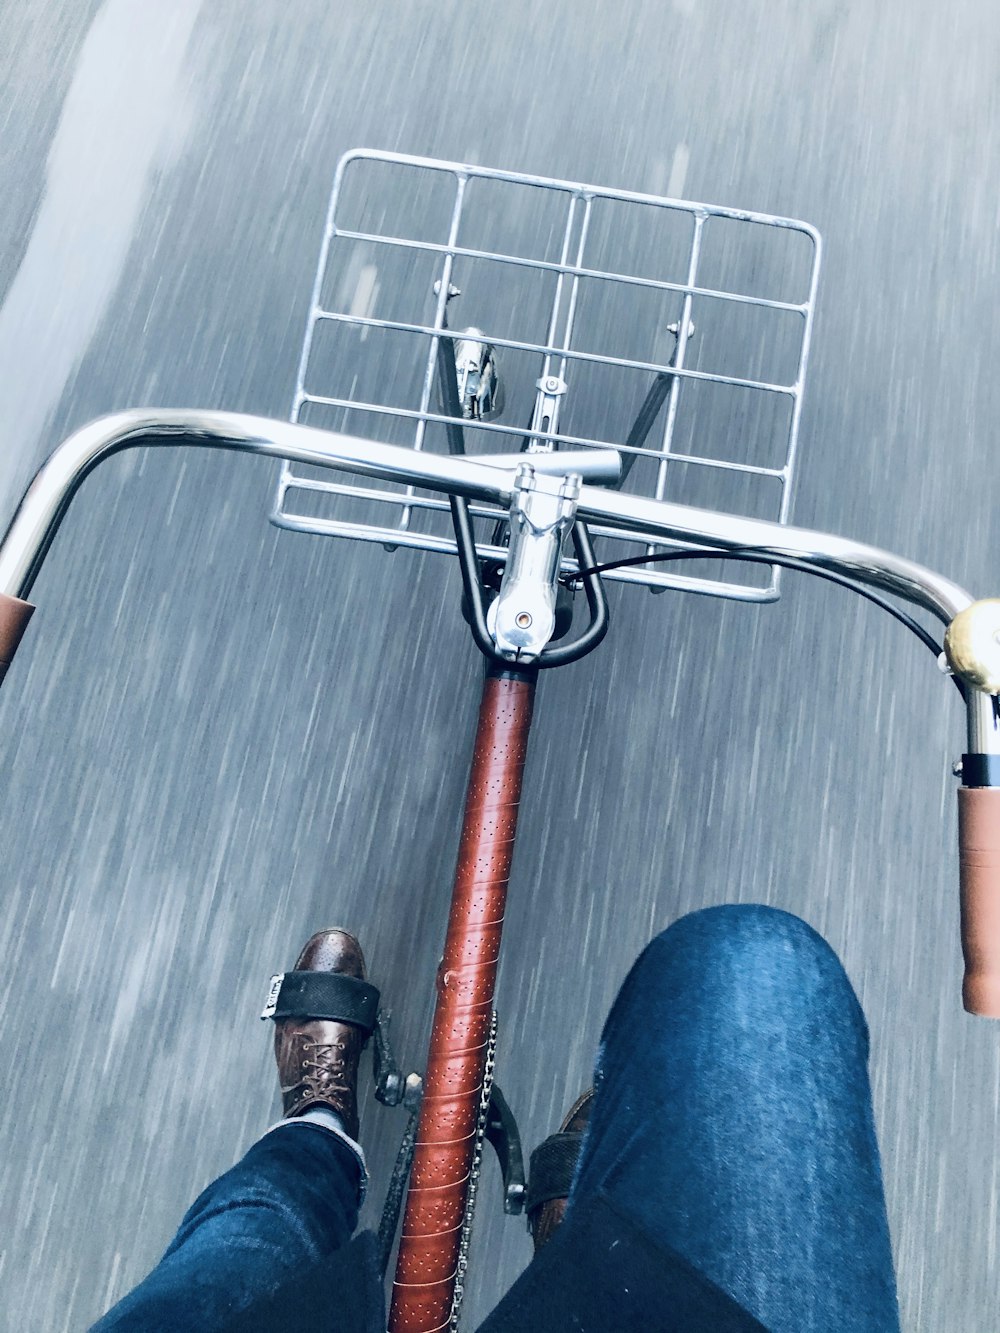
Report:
2,2,999,1329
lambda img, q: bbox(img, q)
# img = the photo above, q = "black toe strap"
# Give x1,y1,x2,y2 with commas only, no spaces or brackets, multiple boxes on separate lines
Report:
525,1131,584,1213
260,970,380,1035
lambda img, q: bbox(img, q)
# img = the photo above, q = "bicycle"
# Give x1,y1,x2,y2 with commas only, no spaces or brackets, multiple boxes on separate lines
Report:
1,150,998,1332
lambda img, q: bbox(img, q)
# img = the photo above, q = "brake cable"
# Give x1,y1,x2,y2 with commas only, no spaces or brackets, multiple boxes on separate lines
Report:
568,545,967,699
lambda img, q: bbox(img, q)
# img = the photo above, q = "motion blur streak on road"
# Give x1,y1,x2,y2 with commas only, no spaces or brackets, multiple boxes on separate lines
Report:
0,2,999,1330
0,0,202,501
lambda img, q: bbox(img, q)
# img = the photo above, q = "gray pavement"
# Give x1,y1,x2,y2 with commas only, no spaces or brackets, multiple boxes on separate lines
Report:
1,2,999,1329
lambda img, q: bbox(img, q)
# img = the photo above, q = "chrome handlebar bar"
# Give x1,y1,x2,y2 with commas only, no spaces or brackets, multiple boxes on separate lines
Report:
0,409,993,753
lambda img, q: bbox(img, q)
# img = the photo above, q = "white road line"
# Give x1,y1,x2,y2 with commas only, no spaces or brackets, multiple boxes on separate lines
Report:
667,143,691,200
349,264,380,342
646,154,670,197
0,0,204,503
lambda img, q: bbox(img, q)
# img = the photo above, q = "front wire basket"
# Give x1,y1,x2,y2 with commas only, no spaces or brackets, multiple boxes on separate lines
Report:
273,149,821,602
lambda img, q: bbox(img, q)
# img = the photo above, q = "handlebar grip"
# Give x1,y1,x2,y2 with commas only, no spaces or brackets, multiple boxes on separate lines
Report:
0,593,34,683
958,785,1000,1016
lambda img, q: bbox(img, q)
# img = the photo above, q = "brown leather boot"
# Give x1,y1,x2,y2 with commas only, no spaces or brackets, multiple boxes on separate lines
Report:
272,928,374,1141
526,1089,594,1251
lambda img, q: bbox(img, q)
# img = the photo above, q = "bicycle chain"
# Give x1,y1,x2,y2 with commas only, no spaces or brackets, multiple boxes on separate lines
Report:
449,1008,498,1331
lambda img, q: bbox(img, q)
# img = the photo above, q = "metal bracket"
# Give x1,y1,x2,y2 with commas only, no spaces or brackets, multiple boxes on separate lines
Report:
484,1083,527,1214
487,463,581,661
527,374,568,450
452,329,505,422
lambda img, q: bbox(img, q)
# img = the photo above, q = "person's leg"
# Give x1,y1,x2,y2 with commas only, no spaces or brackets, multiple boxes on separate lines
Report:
91,1117,364,1332
569,905,900,1333
91,927,377,1332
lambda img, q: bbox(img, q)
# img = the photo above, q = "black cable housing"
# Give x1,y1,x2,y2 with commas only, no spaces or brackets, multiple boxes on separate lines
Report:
568,545,966,699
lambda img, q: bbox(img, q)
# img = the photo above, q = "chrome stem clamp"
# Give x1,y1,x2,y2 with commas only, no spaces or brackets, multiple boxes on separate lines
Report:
488,463,581,661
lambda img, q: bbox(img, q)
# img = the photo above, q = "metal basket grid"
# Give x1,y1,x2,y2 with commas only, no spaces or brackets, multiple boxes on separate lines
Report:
274,149,821,600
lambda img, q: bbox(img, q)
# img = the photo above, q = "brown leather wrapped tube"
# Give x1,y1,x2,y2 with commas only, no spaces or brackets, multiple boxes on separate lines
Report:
0,594,34,683
390,671,535,1332
958,785,1000,1016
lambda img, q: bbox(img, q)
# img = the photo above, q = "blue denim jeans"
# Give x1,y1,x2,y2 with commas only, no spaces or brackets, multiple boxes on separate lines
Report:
92,906,899,1332
570,905,900,1331
91,1120,364,1331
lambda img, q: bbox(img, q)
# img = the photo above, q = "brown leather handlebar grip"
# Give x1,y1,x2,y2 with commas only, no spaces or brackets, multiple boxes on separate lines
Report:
0,594,34,683
958,785,1000,1016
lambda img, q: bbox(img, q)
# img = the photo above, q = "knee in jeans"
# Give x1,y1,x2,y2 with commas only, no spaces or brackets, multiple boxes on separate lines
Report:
635,905,863,1028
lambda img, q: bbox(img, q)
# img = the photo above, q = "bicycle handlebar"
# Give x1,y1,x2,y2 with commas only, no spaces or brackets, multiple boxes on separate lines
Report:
1,409,999,1011
0,410,976,615
2,410,991,735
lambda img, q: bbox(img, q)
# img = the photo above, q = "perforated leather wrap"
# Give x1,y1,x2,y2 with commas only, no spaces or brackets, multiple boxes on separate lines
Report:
390,672,536,1332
